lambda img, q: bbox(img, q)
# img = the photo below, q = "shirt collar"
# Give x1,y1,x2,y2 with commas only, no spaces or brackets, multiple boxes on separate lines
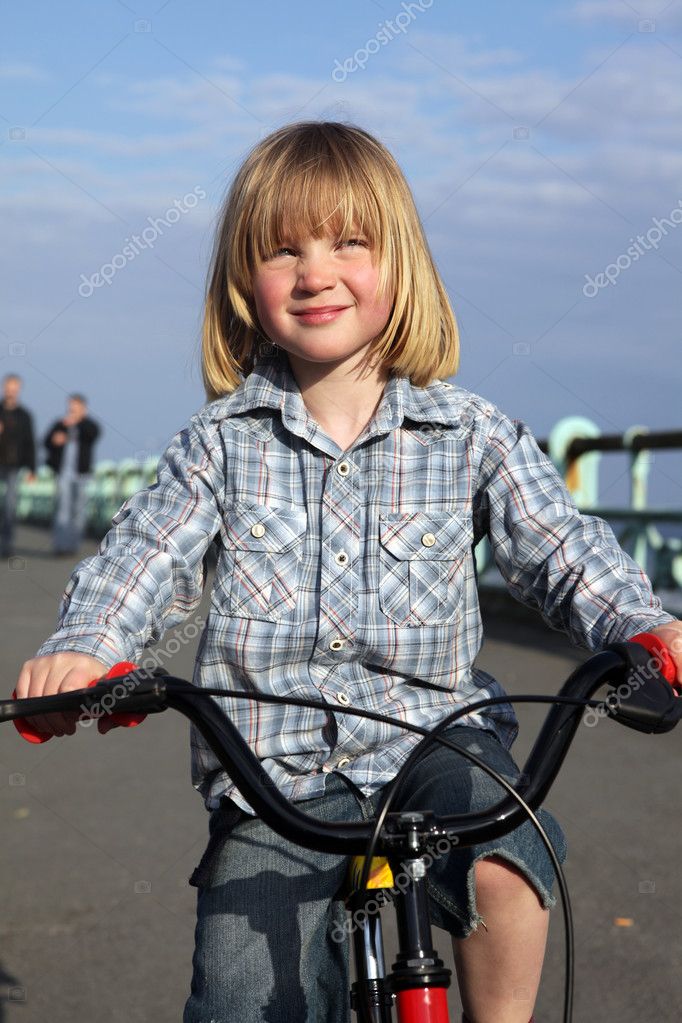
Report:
204,348,466,436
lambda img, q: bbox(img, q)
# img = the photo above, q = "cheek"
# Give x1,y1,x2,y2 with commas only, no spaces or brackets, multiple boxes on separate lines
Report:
373,290,393,325
252,277,283,325
356,265,392,309
362,272,393,327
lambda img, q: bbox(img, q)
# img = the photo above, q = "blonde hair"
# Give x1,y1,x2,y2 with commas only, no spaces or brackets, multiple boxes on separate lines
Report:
202,121,459,399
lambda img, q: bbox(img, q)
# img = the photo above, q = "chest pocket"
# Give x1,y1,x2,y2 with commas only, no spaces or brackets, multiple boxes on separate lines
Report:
378,510,473,627
220,503,307,622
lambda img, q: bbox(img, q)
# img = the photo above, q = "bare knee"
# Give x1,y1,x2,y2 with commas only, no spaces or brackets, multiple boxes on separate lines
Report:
473,855,542,908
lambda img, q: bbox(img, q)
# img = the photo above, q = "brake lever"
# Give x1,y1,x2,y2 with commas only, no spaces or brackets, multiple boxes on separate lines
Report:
604,634,682,734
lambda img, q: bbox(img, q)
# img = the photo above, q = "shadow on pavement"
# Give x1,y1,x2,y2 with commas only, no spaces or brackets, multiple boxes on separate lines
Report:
0,961,25,1018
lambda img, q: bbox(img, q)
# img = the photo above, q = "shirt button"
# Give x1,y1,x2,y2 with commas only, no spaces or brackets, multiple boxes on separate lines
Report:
336,757,351,769
335,692,351,706
250,523,266,538
336,461,351,477
421,532,436,547
329,638,345,651
335,550,349,566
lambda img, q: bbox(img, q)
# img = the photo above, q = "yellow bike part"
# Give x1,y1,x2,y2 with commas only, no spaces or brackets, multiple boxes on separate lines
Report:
348,855,394,892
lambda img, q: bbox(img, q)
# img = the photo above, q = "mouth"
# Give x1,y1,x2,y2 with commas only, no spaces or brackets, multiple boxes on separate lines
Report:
291,306,350,324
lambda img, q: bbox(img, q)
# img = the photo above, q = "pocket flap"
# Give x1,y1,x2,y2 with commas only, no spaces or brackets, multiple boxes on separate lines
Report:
379,509,472,561
225,503,307,553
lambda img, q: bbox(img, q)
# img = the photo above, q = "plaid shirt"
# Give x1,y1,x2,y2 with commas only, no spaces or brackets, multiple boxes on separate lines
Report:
36,350,675,812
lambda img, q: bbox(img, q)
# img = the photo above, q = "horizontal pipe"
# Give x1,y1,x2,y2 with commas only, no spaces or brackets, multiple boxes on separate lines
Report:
537,429,682,458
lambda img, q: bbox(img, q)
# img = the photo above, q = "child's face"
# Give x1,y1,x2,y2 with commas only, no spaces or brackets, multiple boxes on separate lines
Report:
251,229,392,374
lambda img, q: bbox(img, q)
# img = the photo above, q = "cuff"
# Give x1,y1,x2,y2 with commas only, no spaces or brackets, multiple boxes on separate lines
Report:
34,628,133,668
604,611,679,646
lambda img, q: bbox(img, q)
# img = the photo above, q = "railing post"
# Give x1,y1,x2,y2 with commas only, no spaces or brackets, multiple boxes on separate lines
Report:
623,425,652,571
548,416,601,508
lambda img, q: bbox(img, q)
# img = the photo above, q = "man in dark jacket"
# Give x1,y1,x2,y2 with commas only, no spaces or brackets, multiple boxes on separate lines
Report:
0,373,36,558
44,394,100,555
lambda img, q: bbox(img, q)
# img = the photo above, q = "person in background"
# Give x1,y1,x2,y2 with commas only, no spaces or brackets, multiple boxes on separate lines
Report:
0,373,36,558
44,394,100,556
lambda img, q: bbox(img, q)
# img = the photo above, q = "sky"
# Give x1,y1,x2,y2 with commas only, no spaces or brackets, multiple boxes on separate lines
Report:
1,0,681,508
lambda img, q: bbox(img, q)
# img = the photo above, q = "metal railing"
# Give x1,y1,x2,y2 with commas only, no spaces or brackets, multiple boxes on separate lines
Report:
475,416,682,612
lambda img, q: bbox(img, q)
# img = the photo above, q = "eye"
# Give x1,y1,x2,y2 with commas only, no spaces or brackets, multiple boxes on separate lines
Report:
340,237,367,249
267,245,296,259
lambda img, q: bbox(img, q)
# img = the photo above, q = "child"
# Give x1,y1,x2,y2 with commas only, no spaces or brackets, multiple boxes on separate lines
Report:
17,121,680,1023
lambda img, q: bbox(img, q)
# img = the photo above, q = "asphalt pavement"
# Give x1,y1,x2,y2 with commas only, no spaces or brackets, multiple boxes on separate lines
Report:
0,525,680,1021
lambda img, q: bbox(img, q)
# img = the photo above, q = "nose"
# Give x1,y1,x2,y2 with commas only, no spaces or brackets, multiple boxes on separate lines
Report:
295,251,337,293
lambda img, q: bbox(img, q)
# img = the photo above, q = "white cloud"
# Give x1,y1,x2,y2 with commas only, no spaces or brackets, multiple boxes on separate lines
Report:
115,71,258,123
377,30,526,71
10,124,240,158
209,55,248,73
0,62,50,81
566,0,682,29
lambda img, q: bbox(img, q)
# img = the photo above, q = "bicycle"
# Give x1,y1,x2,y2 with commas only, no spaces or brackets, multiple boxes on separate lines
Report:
3,631,680,1022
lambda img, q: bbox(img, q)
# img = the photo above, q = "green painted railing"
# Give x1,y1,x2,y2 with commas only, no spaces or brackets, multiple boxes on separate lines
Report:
13,458,159,534
474,417,682,612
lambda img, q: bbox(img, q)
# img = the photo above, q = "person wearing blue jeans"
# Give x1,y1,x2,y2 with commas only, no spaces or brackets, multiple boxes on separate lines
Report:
44,393,100,555
53,471,91,554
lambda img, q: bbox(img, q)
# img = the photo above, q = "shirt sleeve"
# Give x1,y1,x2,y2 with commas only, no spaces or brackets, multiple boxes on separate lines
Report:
472,405,677,650
34,414,223,667
80,418,100,443
44,420,60,451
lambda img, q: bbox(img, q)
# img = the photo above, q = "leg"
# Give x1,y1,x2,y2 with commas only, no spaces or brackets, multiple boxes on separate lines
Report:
183,776,366,1023
53,472,68,552
53,472,75,553
64,476,79,551
0,468,19,557
72,473,90,548
395,725,566,1023
453,856,548,1023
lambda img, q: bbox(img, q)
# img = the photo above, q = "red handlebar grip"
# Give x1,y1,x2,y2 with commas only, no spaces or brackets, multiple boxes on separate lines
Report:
12,661,145,743
11,704,52,744
628,632,679,689
103,661,147,730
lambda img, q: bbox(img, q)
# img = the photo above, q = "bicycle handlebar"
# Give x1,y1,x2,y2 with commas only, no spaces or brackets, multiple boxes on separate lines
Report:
2,634,680,856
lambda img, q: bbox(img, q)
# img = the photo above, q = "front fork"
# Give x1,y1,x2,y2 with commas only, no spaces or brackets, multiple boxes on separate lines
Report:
349,890,394,1023
350,848,451,1022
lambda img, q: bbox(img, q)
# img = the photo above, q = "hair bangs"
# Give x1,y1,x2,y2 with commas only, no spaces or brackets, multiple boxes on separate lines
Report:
249,159,384,269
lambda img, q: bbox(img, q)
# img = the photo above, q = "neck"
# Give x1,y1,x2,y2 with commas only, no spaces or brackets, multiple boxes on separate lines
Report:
286,351,390,443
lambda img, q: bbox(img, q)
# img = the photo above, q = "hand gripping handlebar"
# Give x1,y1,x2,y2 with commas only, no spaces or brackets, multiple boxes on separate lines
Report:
11,661,146,742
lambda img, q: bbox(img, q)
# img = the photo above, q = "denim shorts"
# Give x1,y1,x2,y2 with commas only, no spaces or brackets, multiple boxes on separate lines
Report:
183,725,566,1023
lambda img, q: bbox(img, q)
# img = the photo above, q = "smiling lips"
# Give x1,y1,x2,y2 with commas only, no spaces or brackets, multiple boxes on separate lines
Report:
291,305,350,323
